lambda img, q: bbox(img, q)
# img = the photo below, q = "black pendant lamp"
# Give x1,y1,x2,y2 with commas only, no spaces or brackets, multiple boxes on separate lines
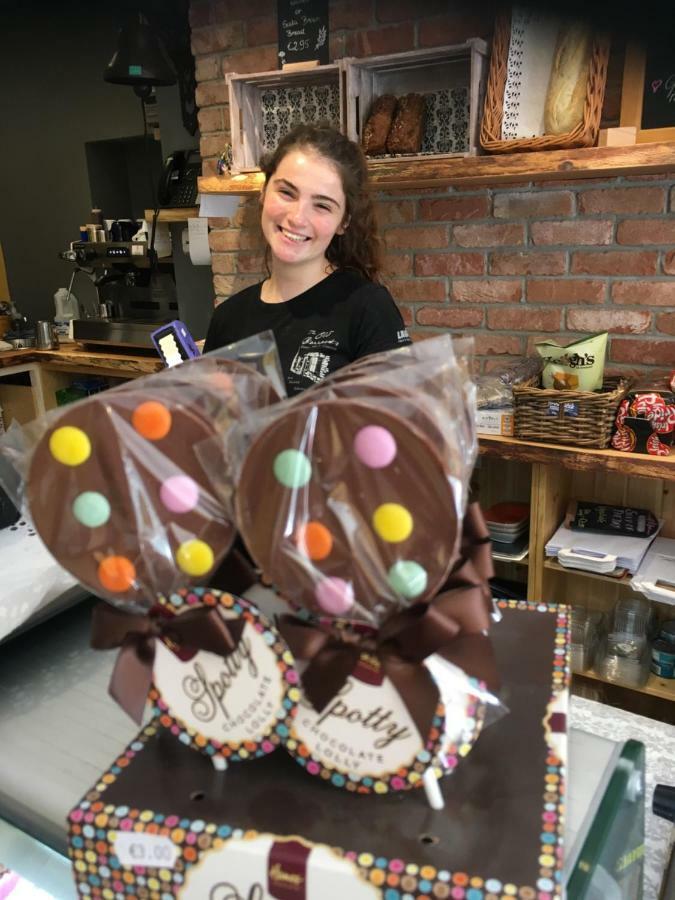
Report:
104,13,177,99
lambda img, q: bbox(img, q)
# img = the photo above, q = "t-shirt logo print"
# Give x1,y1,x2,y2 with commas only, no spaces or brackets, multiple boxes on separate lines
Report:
290,330,338,384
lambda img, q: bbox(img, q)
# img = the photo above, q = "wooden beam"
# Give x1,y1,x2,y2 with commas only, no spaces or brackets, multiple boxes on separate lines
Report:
199,141,675,195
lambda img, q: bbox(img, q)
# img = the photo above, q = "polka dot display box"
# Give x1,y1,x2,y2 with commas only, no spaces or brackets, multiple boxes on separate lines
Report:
67,602,569,900
149,589,300,765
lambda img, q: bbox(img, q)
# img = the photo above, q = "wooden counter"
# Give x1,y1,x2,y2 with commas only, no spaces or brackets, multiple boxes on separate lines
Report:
0,347,163,378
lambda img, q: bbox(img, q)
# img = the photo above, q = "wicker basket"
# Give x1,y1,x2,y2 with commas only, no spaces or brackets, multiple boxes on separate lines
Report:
480,11,610,153
513,377,629,448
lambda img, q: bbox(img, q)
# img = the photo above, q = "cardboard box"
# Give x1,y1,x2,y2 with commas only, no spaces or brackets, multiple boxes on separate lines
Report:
476,408,514,437
68,602,569,899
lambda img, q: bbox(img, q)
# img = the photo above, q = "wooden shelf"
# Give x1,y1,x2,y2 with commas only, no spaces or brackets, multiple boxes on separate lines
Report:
479,435,675,480
573,667,675,702
199,141,675,195
543,558,631,586
145,208,199,222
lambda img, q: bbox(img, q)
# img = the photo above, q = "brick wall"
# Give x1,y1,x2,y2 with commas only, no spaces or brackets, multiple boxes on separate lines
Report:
190,0,675,375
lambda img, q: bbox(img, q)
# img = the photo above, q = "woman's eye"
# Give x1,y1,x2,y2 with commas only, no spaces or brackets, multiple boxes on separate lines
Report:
315,203,331,212
279,188,293,198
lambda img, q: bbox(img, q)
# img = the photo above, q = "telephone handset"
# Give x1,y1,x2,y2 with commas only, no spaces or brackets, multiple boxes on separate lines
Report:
158,149,201,208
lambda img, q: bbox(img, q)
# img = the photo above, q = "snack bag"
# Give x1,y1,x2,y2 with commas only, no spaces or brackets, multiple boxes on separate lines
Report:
536,332,608,391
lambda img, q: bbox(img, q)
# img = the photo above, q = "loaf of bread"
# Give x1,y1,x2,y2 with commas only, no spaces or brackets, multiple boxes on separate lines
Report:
362,95,397,155
544,21,592,135
386,93,426,154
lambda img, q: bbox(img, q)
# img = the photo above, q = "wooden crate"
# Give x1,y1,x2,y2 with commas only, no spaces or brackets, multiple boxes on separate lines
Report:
343,41,489,160
227,64,343,174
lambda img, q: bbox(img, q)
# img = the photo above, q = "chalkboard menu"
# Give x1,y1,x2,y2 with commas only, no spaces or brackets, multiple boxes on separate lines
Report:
277,0,329,68
641,45,675,129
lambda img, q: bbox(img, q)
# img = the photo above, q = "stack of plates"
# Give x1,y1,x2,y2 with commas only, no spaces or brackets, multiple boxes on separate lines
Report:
484,502,530,544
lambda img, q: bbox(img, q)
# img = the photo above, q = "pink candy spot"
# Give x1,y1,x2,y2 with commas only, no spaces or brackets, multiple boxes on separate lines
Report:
389,859,404,873
353,425,397,469
160,475,199,514
390,777,405,790
262,741,274,753
120,818,134,831
285,669,299,684
69,809,84,822
315,577,354,615
307,761,321,775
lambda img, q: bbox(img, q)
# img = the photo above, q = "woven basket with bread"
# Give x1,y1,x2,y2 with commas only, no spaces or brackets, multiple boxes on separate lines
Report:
480,11,609,153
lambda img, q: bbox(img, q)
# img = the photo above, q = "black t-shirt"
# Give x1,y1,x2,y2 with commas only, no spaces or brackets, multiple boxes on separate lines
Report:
203,269,411,395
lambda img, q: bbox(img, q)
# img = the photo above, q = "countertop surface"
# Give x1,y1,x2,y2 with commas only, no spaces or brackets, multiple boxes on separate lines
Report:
0,345,163,375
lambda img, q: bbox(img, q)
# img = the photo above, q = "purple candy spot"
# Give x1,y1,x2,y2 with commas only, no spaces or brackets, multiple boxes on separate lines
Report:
353,425,397,468
160,475,199,513
315,577,354,615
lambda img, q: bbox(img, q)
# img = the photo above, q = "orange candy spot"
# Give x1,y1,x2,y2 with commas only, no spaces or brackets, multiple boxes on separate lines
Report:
98,556,136,592
132,401,172,441
297,521,333,560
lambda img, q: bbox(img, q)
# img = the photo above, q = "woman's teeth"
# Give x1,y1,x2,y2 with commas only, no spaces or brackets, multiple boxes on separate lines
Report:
280,227,308,242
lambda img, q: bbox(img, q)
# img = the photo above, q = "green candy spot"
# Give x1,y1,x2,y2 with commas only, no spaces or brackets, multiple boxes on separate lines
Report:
72,491,111,528
273,449,312,488
388,560,428,599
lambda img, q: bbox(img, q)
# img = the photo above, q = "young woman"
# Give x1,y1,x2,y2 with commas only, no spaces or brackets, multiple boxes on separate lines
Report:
203,124,410,395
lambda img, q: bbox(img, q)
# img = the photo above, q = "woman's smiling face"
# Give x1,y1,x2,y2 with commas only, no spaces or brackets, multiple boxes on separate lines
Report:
261,148,347,271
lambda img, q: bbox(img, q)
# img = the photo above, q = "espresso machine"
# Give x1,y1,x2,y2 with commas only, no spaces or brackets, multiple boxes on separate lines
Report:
58,240,178,350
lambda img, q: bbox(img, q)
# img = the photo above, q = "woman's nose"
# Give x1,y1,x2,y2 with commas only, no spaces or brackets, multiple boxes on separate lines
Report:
287,198,308,225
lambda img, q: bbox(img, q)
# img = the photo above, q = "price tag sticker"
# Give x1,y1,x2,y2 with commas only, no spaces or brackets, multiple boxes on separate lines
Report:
114,832,178,869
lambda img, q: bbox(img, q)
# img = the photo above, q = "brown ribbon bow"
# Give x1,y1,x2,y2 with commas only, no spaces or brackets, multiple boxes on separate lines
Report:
91,602,245,724
279,501,499,743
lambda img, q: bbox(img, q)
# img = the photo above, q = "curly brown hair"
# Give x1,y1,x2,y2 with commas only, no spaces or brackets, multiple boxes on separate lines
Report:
259,124,382,282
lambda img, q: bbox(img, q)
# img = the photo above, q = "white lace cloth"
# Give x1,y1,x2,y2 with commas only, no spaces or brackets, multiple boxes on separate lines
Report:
501,7,560,140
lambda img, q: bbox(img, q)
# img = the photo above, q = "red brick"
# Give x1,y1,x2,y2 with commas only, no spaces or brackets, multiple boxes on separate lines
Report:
567,309,651,334
492,191,574,218
196,81,230,108
213,0,275,19
237,252,265,273
414,253,484,276
398,305,414,327
578,187,665,215
490,252,566,276
222,45,278,74
189,1,211,28
526,280,606,305
610,339,675,366
202,158,218,177
451,280,522,303
386,279,447,302
213,274,235,296
453,223,524,247
195,55,221,83
473,334,524,356
246,17,277,45
530,220,613,246
211,254,236,275
382,253,413,276
616,219,675,245
487,308,562,331
665,250,675,275
200,133,229,159
345,22,414,56
205,217,231,228
416,307,484,328
375,0,448,22
385,226,448,250
671,186,675,212
331,0,374,29
198,107,224,134
191,23,244,55
571,251,658,276
329,33,347,61
209,231,241,252
656,313,675,335
419,196,490,221
612,281,675,306
233,201,261,228
418,9,493,45
376,199,415,225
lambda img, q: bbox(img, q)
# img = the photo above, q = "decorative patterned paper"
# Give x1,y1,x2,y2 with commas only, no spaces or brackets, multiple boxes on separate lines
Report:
150,589,300,764
260,84,341,153
501,7,560,140
421,87,469,154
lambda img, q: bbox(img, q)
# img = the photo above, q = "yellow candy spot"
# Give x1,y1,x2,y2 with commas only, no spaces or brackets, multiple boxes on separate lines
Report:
372,503,413,543
49,426,91,466
176,539,214,576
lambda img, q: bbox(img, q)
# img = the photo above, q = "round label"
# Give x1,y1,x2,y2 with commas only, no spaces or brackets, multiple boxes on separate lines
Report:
150,589,300,762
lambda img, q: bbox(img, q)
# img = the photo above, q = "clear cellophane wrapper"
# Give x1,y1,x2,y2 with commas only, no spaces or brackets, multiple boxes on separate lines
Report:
0,334,284,613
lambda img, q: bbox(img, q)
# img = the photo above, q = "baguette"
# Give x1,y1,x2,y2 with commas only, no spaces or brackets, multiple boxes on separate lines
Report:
544,21,592,135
